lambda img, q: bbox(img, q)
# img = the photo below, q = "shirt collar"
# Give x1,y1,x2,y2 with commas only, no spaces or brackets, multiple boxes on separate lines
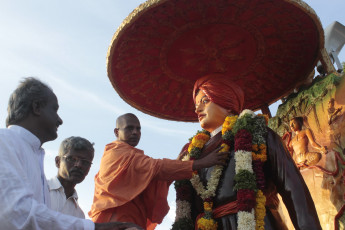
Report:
49,176,79,200
211,126,222,137
8,125,42,151
48,176,63,190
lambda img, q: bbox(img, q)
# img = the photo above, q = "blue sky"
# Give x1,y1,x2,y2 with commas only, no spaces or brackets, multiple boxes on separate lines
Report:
0,1,344,229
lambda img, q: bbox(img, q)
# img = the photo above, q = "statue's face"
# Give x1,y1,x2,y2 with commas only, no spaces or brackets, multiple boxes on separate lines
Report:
194,90,229,133
290,119,301,132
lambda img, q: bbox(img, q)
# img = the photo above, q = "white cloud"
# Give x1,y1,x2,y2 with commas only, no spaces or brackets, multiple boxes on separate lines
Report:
43,74,200,136
46,75,126,115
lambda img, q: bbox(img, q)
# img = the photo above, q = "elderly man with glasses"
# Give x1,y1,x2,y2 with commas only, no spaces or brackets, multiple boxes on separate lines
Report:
48,136,94,218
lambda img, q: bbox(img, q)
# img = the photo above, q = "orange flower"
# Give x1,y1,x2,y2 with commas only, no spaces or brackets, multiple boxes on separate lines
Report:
259,144,267,155
252,153,267,162
195,133,210,142
252,144,259,152
204,202,213,211
191,133,210,149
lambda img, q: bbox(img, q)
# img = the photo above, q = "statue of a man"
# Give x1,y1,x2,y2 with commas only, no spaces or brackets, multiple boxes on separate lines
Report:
173,74,321,230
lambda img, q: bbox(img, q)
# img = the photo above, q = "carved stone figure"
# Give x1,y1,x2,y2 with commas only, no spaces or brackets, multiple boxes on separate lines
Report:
328,98,343,125
288,117,326,167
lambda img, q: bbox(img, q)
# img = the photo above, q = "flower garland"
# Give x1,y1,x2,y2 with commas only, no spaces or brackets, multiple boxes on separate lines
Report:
172,110,268,230
233,110,268,230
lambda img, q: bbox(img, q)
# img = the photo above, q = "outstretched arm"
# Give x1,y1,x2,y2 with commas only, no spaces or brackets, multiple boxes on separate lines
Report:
154,145,228,181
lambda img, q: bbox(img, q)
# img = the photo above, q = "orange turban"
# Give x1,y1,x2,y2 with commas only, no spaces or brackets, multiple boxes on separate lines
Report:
193,74,245,115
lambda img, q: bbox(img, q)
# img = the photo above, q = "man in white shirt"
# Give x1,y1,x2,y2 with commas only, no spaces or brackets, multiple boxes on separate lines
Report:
0,77,141,230
48,136,94,218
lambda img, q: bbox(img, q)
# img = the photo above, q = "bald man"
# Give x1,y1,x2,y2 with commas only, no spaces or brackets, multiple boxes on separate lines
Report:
89,113,228,230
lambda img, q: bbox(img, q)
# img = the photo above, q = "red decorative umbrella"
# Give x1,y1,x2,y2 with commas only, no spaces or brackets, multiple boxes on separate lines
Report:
107,0,324,121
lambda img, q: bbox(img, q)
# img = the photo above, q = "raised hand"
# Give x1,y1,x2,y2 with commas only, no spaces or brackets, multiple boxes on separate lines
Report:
192,146,229,170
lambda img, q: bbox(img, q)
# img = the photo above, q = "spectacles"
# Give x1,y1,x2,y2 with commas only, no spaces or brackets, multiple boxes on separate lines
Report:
62,156,93,167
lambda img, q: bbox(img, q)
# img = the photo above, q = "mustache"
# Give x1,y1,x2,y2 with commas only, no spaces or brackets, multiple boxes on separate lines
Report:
70,169,84,174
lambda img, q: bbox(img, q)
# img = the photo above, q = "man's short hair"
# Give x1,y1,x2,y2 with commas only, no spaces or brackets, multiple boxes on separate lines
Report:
58,136,95,157
6,77,52,127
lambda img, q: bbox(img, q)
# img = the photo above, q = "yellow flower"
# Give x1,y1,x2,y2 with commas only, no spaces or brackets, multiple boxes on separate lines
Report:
197,217,218,230
187,143,194,153
225,115,238,122
220,143,230,152
191,133,210,149
222,115,238,134
192,139,205,148
188,133,209,150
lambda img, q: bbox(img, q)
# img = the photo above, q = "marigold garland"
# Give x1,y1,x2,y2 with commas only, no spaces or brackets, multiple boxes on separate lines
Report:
197,217,218,230
173,111,268,230
255,190,267,230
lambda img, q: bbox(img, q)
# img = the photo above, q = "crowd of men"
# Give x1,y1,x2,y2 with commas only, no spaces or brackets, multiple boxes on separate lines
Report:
0,77,228,230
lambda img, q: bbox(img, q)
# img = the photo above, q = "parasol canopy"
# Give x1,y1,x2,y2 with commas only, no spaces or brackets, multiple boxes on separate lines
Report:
107,0,324,121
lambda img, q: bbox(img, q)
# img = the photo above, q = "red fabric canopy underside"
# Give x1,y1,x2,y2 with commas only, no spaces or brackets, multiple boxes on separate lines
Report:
107,0,323,121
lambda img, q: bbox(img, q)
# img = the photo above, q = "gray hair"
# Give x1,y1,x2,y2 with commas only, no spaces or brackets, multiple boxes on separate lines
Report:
6,77,52,127
58,136,95,157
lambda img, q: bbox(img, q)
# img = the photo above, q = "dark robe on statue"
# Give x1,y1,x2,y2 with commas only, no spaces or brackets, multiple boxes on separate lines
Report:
188,128,321,230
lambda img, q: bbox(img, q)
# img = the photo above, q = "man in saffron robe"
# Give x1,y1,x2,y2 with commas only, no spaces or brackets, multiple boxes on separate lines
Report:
89,113,228,230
